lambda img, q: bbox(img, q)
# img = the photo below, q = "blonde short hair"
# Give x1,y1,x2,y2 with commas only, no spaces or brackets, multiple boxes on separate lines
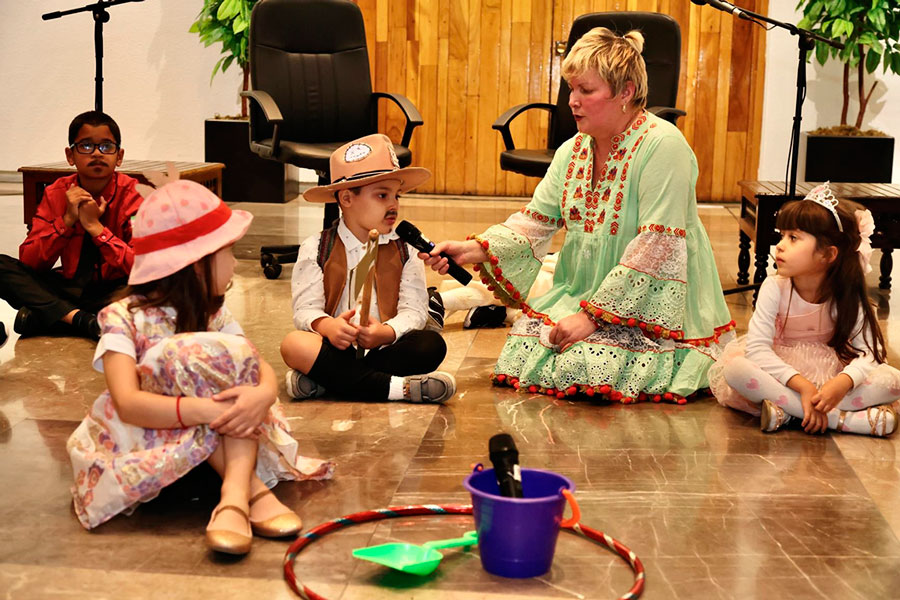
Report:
561,27,648,110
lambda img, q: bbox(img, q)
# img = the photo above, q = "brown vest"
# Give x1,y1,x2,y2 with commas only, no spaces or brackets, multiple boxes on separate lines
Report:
318,227,408,321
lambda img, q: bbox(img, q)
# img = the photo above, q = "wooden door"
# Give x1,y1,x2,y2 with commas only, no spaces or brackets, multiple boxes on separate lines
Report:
357,0,767,202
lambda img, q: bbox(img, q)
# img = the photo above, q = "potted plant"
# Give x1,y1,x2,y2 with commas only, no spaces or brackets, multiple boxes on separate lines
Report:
191,0,284,203
797,0,900,183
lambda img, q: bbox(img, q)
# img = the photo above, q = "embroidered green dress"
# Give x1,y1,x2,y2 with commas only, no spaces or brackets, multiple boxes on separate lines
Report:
474,112,734,403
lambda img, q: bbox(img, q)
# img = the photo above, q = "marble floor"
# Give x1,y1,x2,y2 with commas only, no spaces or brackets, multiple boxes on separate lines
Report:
2,189,900,599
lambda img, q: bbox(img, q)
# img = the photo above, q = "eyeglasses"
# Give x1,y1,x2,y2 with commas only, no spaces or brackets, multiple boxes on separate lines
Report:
70,141,119,155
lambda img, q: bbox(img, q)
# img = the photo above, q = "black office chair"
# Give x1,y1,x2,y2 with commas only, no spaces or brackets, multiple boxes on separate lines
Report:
493,12,684,179
241,0,423,279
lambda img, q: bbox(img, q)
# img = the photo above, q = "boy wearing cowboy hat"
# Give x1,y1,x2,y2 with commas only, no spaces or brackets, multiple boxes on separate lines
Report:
280,134,455,403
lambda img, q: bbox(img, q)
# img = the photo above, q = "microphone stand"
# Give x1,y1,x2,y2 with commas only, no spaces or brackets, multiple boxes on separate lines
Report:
42,0,145,112
700,4,843,297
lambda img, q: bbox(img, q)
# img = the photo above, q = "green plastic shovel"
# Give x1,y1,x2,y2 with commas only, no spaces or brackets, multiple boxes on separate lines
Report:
351,530,478,576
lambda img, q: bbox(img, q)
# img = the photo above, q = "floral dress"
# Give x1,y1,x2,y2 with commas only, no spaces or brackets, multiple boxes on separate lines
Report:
473,111,734,403
67,297,334,530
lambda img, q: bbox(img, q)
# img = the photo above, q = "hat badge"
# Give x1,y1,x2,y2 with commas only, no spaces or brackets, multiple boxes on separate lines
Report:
344,143,372,163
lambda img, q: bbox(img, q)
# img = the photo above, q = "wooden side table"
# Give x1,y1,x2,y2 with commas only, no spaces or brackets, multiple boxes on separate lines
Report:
18,160,224,226
737,180,900,299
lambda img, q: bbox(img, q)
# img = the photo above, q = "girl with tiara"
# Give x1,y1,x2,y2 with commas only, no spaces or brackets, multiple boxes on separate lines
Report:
708,183,900,436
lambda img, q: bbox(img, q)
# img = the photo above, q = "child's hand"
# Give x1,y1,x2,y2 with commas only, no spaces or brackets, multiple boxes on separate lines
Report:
357,317,396,349
64,183,91,228
209,385,275,438
78,196,108,237
812,374,853,413
800,390,828,434
319,310,359,350
548,312,598,352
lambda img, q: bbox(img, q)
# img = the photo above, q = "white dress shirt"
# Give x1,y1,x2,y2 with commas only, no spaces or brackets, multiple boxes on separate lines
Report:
290,219,428,342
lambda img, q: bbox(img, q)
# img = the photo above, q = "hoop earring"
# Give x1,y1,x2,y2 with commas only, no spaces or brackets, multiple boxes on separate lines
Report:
621,104,627,113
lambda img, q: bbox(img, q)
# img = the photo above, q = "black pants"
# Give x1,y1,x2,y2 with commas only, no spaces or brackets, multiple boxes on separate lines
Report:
308,329,447,400
0,254,126,329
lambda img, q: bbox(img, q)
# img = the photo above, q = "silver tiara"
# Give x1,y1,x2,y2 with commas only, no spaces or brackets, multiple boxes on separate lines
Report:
803,182,842,232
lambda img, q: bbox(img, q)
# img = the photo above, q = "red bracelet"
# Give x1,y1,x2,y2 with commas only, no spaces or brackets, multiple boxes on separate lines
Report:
175,395,185,427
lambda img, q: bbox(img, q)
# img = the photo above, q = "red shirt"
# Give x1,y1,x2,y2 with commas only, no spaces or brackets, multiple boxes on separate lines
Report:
19,172,144,282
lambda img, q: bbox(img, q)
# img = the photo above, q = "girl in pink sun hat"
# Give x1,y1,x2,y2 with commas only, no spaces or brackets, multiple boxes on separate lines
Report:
66,180,334,555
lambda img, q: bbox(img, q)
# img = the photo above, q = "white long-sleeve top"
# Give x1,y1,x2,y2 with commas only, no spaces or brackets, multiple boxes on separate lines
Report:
290,219,428,341
744,275,877,388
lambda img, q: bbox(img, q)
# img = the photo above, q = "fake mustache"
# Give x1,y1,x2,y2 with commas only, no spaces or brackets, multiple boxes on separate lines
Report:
385,210,398,219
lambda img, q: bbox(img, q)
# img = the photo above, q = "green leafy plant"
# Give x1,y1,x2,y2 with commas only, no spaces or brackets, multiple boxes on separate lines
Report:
798,0,900,133
189,0,259,117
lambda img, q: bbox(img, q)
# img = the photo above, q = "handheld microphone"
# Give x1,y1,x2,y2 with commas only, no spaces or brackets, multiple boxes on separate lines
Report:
489,433,523,498
396,220,473,285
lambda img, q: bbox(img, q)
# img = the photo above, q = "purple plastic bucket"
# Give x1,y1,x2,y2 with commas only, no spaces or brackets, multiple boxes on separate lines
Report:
463,466,576,578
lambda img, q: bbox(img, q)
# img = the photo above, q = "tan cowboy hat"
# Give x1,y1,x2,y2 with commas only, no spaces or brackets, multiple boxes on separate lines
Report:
303,133,431,203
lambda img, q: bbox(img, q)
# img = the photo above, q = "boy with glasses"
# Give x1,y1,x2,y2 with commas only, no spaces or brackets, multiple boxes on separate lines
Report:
0,111,143,342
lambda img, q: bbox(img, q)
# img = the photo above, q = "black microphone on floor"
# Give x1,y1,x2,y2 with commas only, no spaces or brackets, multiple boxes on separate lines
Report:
489,433,523,498
396,220,473,285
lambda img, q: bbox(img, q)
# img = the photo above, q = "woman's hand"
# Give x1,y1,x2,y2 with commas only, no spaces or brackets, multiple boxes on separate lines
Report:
811,374,853,414
418,240,487,275
357,317,396,349
316,310,359,350
548,312,598,352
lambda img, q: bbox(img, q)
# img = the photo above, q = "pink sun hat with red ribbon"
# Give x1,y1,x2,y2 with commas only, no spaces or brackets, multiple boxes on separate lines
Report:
129,180,252,285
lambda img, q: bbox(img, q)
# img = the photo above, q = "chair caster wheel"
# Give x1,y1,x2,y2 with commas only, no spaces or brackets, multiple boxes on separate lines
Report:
263,263,283,279
260,253,275,268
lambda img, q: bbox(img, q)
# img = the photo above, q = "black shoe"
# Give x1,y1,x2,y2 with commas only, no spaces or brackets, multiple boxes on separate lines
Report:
13,307,42,337
463,304,507,329
0,321,7,349
425,287,445,332
72,310,101,341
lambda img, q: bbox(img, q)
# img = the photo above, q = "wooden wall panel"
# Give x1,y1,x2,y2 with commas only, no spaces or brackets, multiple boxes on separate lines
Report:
359,0,767,202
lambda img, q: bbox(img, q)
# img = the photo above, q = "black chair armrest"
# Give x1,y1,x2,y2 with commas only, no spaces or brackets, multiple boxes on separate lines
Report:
372,92,424,148
241,90,284,158
648,106,686,124
492,103,555,151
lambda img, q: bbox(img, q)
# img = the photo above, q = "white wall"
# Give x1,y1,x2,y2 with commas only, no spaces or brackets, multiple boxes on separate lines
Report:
759,4,900,182
2,2,898,185
0,0,244,170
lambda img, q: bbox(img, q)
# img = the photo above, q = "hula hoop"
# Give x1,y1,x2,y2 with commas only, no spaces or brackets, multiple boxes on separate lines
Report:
283,504,645,600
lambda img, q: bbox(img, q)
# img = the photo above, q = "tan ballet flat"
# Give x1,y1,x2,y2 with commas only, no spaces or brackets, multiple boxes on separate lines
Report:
248,489,303,538
206,504,252,555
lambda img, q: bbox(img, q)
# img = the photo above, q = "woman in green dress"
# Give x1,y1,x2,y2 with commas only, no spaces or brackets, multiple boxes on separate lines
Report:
423,27,734,404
